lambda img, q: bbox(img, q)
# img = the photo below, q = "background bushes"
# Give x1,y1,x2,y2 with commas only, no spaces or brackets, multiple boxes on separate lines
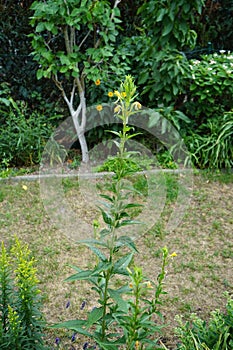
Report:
0,0,232,170
0,83,62,168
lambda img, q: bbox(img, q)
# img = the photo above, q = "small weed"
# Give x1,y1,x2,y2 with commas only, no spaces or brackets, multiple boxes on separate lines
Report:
62,178,79,193
0,189,5,202
221,248,233,259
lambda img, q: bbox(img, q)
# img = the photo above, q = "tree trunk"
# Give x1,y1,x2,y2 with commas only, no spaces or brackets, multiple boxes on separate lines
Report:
78,131,89,163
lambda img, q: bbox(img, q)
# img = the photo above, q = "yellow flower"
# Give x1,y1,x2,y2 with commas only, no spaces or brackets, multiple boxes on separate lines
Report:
114,90,121,98
108,91,114,97
95,79,101,86
146,281,153,289
135,340,140,349
129,282,133,289
96,105,103,111
22,185,28,191
114,105,121,113
134,101,142,110
121,91,127,98
170,252,177,257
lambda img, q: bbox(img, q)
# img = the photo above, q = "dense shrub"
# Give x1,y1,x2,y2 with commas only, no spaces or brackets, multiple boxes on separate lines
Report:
184,52,233,126
0,85,62,167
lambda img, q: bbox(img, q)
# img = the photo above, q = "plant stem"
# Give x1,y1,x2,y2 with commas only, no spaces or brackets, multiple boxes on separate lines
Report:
101,269,111,341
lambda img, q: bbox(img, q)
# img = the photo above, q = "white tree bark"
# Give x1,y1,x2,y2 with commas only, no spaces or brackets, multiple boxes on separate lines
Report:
57,77,89,163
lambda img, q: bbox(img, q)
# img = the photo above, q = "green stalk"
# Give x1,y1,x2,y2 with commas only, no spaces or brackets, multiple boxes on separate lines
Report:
126,282,140,349
101,116,128,340
101,268,111,341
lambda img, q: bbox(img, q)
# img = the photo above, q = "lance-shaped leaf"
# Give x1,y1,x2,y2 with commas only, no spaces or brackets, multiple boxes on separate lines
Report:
108,288,129,313
115,236,139,252
85,306,104,328
113,252,134,274
51,319,91,337
116,219,142,228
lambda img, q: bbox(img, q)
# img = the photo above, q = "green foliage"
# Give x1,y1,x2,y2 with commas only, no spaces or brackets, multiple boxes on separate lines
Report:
178,52,233,169
0,89,60,167
184,52,233,123
194,0,233,50
52,76,174,349
140,50,191,105
175,294,233,350
129,0,205,105
29,0,128,83
138,0,204,50
0,0,41,101
29,0,131,162
185,111,233,169
148,106,191,134
0,237,47,350
97,156,142,173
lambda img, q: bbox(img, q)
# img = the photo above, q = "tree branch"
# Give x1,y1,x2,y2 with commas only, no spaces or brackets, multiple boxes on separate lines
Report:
94,0,121,49
70,26,75,53
79,30,91,49
63,26,71,54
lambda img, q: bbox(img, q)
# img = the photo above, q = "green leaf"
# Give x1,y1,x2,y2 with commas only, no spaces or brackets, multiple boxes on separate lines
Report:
116,219,142,228
113,253,134,273
41,50,53,61
106,130,121,137
183,3,191,14
116,236,139,252
65,269,93,282
44,22,55,31
138,71,149,84
108,34,116,42
36,69,44,80
148,112,161,127
99,208,113,225
97,338,126,349
84,245,107,262
156,8,166,22
108,289,129,312
99,228,111,238
123,203,143,210
78,239,108,248
51,319,87,331
0,97,10,106
162,21,173,37
59,55,71,65
35,22,45,32
100,194,114,203
175,111,191,123
86,307,103,328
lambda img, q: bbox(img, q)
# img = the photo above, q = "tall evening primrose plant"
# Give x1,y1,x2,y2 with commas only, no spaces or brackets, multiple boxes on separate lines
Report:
53,76,175,349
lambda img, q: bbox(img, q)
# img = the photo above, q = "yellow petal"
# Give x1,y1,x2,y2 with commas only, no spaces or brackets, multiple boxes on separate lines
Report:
170,252,177,257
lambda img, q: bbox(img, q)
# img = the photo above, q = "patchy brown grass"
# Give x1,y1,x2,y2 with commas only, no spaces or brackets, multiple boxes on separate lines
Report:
0,171,232,349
